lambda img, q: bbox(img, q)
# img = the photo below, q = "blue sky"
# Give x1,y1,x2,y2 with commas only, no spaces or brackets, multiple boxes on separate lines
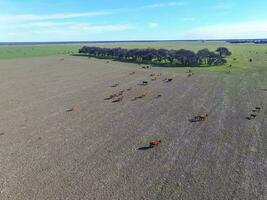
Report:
1,0,267,42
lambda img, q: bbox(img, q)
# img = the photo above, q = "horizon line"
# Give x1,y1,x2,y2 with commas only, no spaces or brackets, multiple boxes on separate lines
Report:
1,38,267,46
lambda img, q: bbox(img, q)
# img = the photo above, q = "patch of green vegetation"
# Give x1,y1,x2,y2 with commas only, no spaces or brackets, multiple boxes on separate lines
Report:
0,45,80,59
1,41,267,72
82,41,267,71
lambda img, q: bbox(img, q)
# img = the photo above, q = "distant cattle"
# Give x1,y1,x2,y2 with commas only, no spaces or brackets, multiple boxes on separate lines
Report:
112,95,123,103
250,114,256,119
139,81,148,86
142,65,150,69
194,114,208,121
255,107,261,111
149,140,161,147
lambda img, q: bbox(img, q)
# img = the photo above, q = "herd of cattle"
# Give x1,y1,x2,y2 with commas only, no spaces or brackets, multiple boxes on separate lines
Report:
66,63,263,148
104,65,210,148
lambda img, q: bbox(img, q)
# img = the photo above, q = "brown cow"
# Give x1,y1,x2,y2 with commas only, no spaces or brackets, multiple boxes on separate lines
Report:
194,114,208,121
112,95,124,103
149,140,161,147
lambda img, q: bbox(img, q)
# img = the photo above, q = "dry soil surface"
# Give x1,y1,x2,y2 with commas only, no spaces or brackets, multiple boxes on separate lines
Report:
0,56,266,199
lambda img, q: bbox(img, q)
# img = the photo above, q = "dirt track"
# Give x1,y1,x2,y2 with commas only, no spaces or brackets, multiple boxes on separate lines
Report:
0,56,266,199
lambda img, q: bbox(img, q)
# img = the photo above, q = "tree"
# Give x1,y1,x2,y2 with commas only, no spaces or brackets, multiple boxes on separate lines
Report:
78,46,227,67
197,49,212,65
216,47,232,57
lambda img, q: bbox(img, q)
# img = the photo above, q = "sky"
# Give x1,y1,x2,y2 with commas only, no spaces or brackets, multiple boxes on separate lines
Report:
1,0,267,42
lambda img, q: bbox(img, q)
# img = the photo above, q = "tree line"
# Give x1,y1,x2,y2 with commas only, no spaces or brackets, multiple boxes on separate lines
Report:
79,46,231,67
227,39,267,44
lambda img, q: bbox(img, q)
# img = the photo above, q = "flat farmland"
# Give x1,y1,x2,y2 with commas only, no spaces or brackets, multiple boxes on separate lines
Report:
0,54,266,199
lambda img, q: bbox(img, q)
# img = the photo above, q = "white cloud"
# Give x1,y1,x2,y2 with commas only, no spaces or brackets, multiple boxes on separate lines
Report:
149,23,159,28
70,23,134,33
0,11,111,23
0,22,134,35
180,20,267,39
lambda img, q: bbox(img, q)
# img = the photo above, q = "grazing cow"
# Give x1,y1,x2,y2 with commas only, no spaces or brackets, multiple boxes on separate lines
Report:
250,114,257,119
126,87,132,91
66,105,80,112
140,81,148,85
194,114,208,121
150,73,156,77
255,107,261,111
112,95,123,103
151,77,157,81
105,90,126,100
149,139,161,147
129,72,135,75
142,66,149,69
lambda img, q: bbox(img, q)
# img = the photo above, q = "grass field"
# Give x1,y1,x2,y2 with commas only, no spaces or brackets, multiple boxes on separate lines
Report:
0,45,81,59
1,41,267,71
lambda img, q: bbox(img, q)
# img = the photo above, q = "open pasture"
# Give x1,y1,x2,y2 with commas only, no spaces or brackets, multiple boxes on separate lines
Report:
1,41,267,71
0,50,266,199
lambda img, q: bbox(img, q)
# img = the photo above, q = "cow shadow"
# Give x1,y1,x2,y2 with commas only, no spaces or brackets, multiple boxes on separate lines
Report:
189,119,199,123
138,146,154,150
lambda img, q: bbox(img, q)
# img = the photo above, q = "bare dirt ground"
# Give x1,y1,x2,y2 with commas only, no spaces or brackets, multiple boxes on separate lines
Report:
0,55,266,200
